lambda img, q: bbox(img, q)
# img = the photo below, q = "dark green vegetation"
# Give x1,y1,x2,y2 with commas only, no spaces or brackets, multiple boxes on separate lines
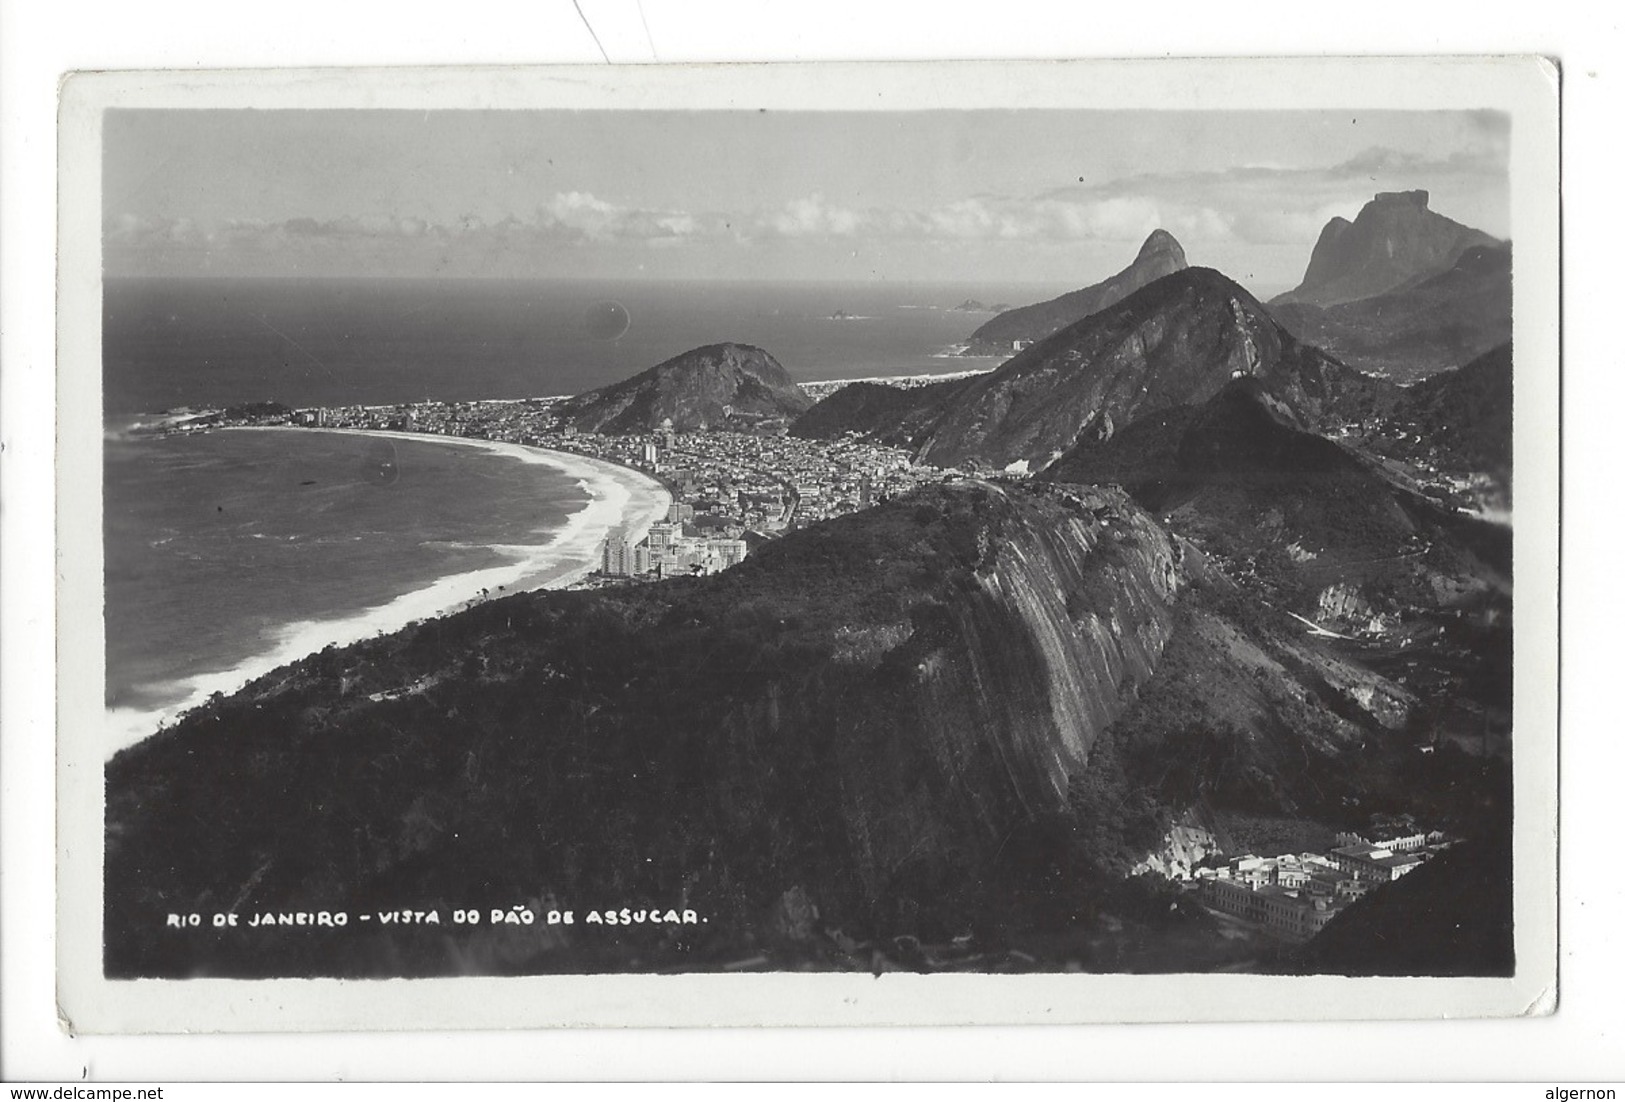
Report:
961,229,1188,355
555,342,813,433
1269,245,1512,383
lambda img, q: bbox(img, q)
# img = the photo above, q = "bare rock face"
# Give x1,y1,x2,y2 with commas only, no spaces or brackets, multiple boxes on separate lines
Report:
103,472,1452,977
1269,242,1512,383
964,229,1189,354
558,342,813,434
1271,191,1500,309
103,481,1196,975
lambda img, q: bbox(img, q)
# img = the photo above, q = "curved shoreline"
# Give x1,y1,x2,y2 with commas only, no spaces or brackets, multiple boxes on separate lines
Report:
105,427,671,756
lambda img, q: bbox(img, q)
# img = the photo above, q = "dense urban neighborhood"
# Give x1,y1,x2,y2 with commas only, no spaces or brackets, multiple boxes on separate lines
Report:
189,391,955,584
109,182,1520,979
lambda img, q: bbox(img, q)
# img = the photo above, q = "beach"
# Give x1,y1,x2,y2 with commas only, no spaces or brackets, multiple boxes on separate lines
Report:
104,427,671,756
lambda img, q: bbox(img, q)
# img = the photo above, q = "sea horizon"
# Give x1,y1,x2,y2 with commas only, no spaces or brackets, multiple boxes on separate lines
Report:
105,275,995,754
102,275,1109,416
76,78,1536,1001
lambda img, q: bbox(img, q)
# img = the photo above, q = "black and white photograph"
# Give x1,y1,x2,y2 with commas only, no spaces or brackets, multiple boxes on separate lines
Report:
50,57,1560,1031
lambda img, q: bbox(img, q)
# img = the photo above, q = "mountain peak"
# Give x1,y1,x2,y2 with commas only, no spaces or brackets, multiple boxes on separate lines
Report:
915,264,1390,471
1372,188,1430,209
962,231,1189,354
559,342,811,434
1137,228,1186,263
1272,191,1496,308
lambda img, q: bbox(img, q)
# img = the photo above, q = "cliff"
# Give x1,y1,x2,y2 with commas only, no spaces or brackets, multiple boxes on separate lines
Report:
1271,191,1501,309
105,481,1204,977
556,342,813,433
106,467,1499,977
963,230,1189,354
1269,243,1512,383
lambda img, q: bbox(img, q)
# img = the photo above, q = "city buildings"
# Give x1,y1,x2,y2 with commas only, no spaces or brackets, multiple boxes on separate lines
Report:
1187,829,1454,942
1199,877,1347,941
1327,841,1427,883
273,393,946,589
602,535,633,577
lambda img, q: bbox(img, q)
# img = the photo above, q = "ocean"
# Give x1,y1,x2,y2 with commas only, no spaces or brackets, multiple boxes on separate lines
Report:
103,277,1066,415
104,277,1048,747
104,428,595,719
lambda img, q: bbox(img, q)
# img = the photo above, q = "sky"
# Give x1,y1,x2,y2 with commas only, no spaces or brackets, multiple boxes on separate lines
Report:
104,109,1510,294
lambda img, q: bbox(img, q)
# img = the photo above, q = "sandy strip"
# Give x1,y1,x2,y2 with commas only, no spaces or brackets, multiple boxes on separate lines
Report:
104,427,671,756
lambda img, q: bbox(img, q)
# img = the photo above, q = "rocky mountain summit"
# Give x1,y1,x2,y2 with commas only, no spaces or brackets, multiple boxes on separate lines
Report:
1269,242,1512,382
1271,190,1500,309
961,229,1189,355
919,268,1394,472
103,177,1521,980
556,342,813,434
799,267,1393,474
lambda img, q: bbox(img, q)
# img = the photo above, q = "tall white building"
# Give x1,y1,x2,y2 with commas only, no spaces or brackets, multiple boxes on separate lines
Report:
601,535,633,576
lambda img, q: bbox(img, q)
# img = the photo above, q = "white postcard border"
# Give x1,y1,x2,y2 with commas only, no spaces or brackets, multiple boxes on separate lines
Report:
54,56,1561,1033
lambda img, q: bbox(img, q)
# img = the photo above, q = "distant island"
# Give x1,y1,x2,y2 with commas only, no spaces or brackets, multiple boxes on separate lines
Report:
106,188,1516,981
949,230,1189,358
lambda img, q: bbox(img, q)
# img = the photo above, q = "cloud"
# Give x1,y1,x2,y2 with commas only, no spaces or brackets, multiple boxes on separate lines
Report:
104,141,1507,278
1035,144,1507,246
106,212,204,247
530,191,729,243
1228,201,1359,248
763,195,863,237
1166,206,1237,241
101,189,1241,276
1328,146,1430,176
1328,145,1505,180
750,193,1184,245
540,191,620,239
1039,196,1165,241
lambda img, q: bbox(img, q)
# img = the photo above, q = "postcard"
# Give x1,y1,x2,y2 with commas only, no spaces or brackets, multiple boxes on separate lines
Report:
54,56,1560,1032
